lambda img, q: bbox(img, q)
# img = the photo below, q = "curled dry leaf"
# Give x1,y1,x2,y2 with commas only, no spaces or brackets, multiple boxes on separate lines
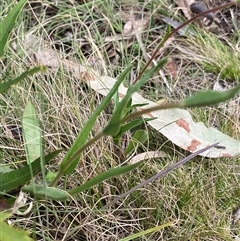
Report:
23,34,240,158
12,191,33,216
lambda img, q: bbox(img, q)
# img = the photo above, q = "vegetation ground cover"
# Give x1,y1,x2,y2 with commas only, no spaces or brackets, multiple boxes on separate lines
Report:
0,0,239,240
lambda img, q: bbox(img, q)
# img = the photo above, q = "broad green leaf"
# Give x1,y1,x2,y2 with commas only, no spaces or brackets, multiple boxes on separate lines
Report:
60,65,132,175
22,102,41,164
0,212,33,241
0,66,46,93
22,185,69,201
0,150,61,193
0,0,27,57
124,130,148,156
69,161,142,195
182,84,240,107
103,57,168,136
119,222,173,241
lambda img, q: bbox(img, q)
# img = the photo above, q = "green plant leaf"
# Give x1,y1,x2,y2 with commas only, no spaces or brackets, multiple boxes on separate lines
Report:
116,118,144,138
0,150,61,193
22,102,41,164
45,171,57,184
124,102,148,115
119,222,173,241
0,0,28,57
60,65,132,175
0,166,13,173
113,90,119,113
118,117,154,136
122,97,133,116
0,212,10,222
124,130,148,156
103,57,168,136
22,184,69,201
69,161,142,195
182,84,240,107
0,66,46,93
0,212,33,241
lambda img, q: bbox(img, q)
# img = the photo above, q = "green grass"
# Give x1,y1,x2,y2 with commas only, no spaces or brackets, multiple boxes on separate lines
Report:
180,31,240,81
0,0,240,240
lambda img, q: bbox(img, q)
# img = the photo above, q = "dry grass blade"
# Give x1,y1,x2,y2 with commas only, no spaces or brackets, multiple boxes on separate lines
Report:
103,142,220,209
128,151,166,164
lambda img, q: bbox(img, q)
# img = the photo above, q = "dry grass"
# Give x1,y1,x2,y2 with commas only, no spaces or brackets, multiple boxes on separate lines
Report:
0,0,239,240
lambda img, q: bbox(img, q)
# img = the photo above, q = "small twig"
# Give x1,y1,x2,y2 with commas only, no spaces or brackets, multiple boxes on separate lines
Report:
102,142,219,209
49,131,104,186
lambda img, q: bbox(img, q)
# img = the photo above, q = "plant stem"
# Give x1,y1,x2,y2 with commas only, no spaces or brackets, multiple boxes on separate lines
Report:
49,131,104,187
121,102,181,123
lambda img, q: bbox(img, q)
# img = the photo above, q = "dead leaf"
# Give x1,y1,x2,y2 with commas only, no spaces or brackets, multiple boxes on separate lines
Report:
35,49,59,68
132,17,149,34
123,20,133,34
12,191,33,216
23,35,240,158
122,9,149,35
162,17,195,36
176,0,195,19
165,59,178,79
85,75,240,158
24,34,59,69
129,151,166,164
